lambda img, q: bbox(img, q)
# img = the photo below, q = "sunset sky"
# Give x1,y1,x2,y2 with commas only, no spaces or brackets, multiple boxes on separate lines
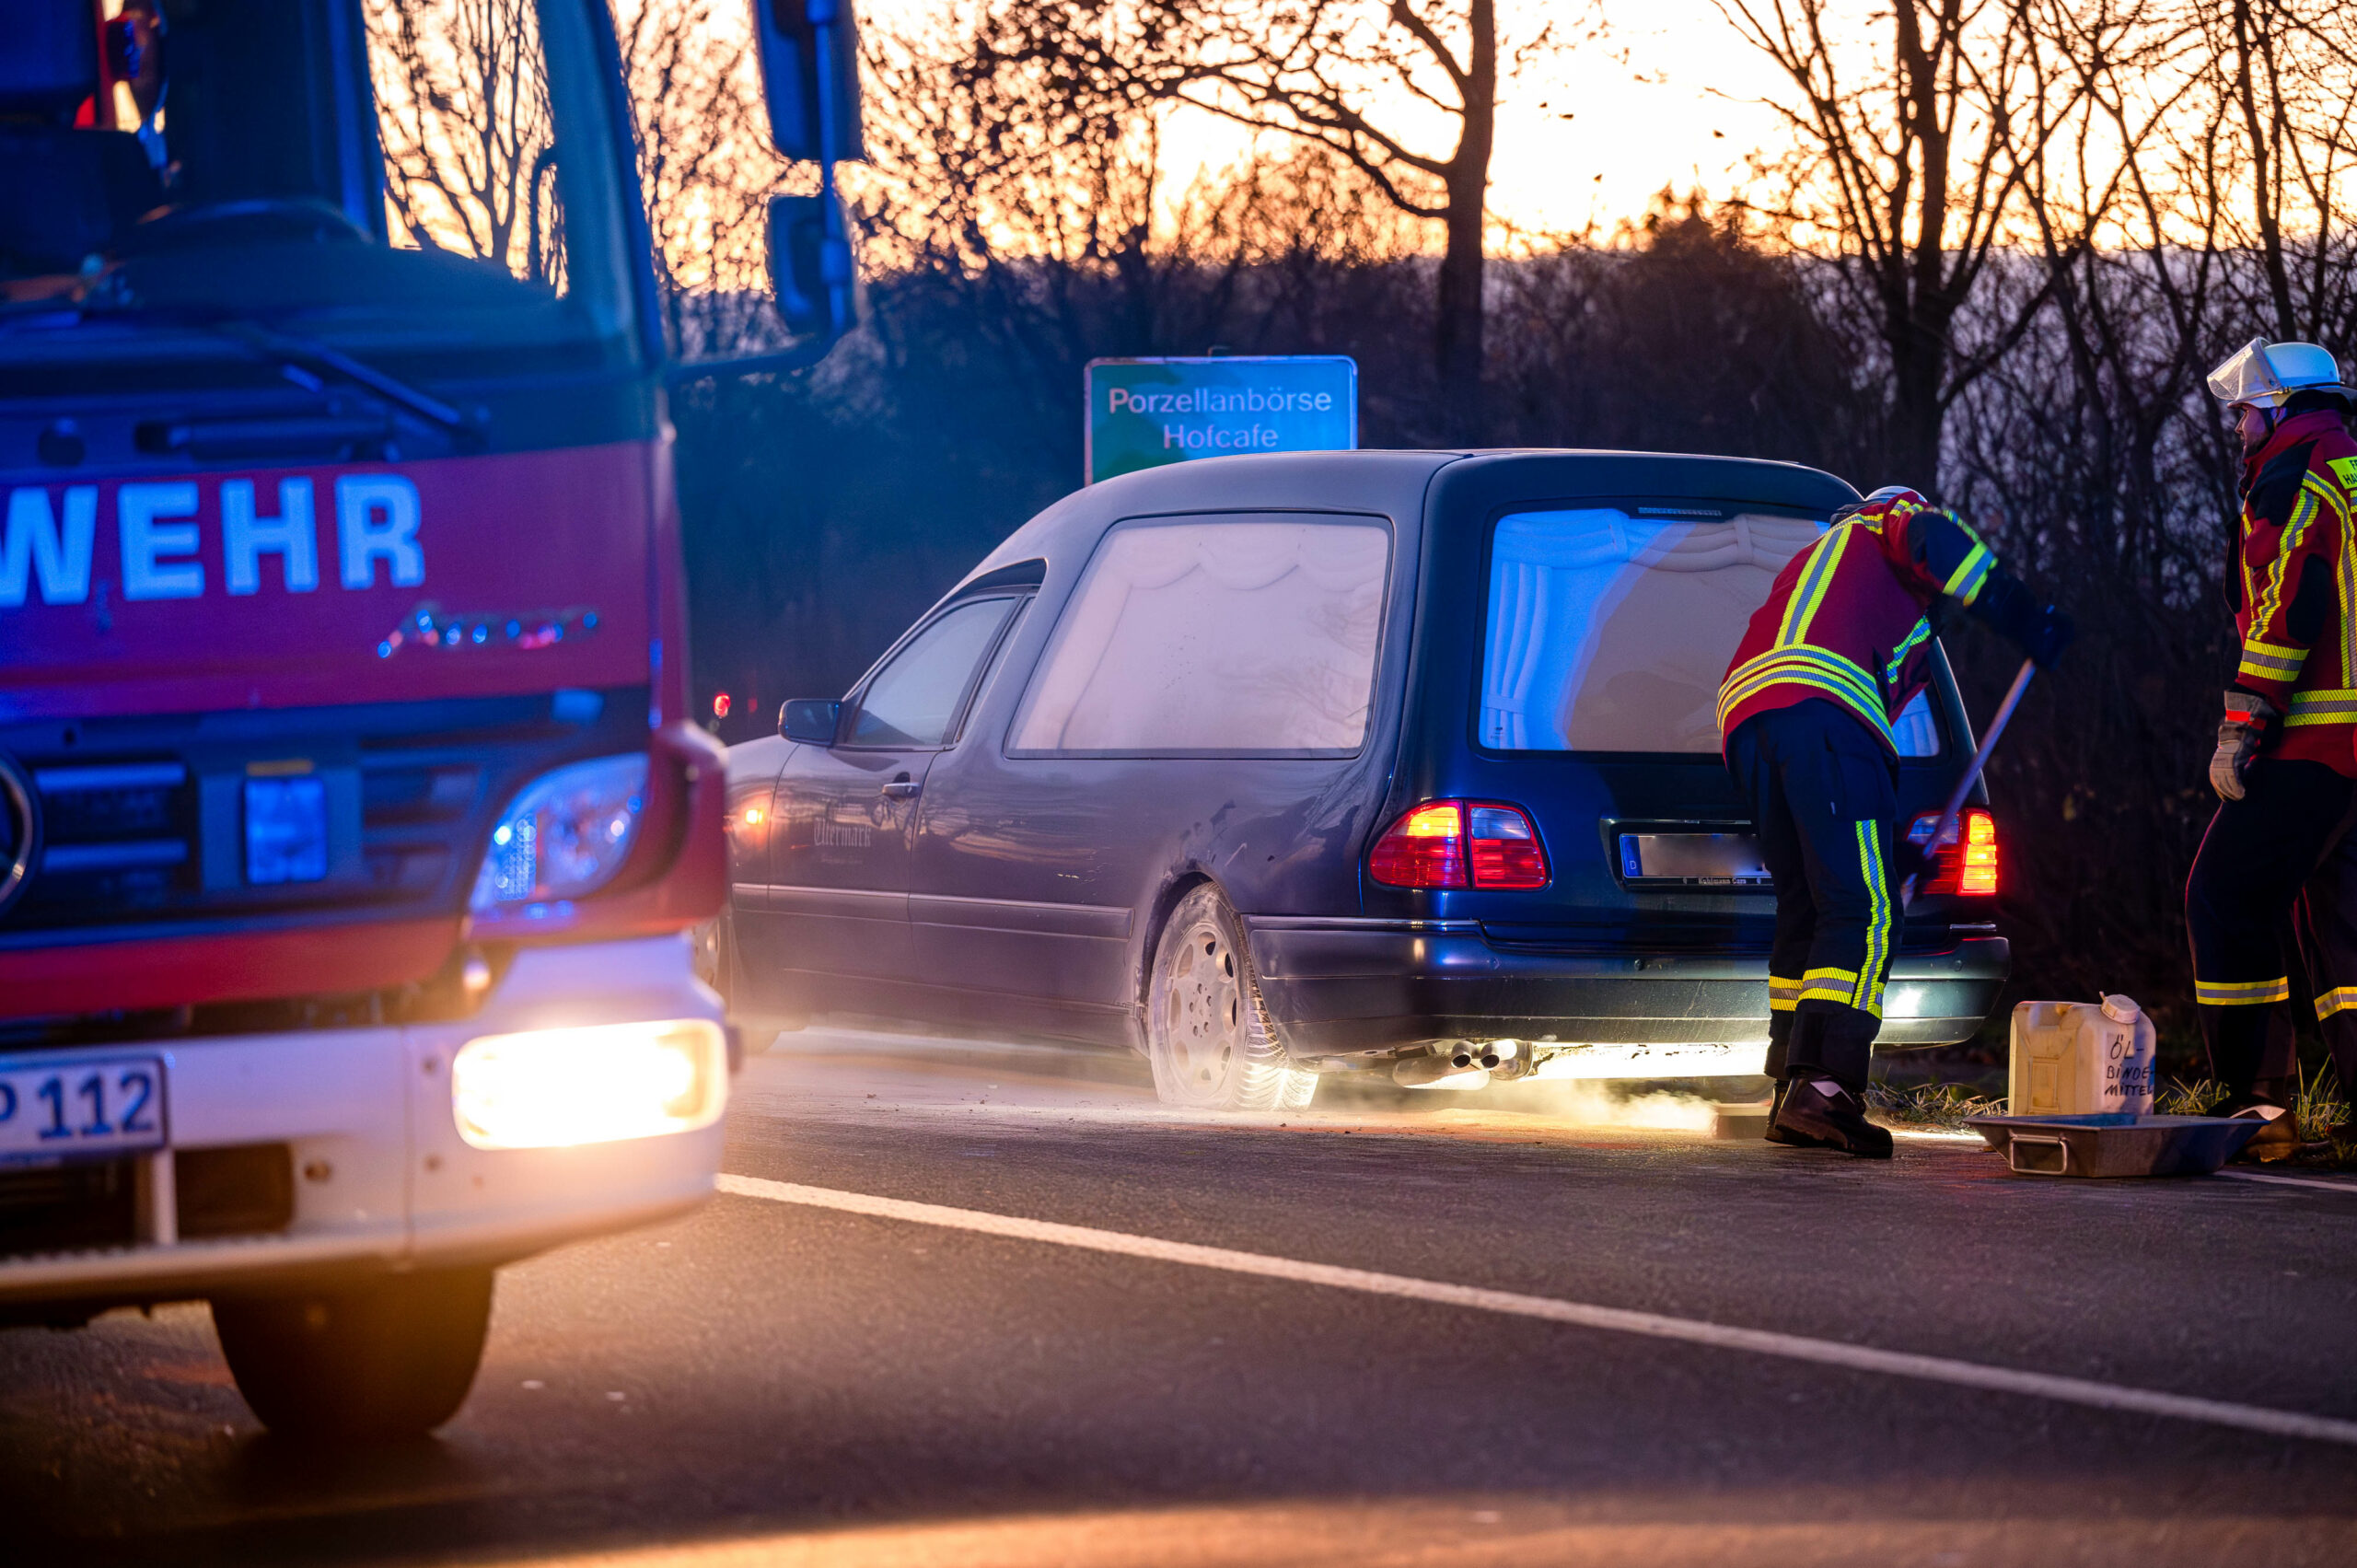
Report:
1479,0,1794,233
862,0,1800,235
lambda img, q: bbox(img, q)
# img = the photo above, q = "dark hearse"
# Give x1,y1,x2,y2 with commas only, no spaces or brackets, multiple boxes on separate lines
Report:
710,450,2009,1109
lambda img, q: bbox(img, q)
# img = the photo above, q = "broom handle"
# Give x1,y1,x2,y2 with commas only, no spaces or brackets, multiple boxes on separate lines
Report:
1901,658,2037,908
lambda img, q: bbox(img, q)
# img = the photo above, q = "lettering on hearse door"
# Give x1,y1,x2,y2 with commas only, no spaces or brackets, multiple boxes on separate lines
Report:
812,818,873,850
2,476,424,608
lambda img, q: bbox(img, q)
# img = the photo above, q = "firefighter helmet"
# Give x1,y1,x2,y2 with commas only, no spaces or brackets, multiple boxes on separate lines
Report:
1830,483,1923,524
2206,338,2351,406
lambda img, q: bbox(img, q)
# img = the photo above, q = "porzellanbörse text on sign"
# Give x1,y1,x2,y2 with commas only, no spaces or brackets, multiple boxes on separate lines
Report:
1106,385,1341,453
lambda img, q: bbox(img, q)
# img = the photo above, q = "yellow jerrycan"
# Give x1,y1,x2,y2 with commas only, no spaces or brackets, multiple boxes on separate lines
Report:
2007,996,2157,1116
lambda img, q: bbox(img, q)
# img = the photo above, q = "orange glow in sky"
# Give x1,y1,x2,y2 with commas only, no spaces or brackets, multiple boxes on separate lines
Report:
860,0,1794,236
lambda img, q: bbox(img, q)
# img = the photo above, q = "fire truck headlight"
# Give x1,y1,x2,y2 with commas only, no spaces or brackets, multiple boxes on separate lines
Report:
451,1019,726,1149
470,754,648,911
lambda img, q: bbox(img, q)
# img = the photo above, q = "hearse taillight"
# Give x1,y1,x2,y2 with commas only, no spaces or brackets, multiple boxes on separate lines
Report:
1369,801,1550,890
1907,807,1999,897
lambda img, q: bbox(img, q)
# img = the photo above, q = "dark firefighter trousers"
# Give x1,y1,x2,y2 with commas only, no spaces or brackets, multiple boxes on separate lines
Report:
2187,756,2357,1105
1727,701,1901,1091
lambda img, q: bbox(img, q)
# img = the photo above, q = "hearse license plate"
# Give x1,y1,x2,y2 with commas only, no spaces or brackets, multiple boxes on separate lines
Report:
0,1057,168,1164
1620,832,1773,887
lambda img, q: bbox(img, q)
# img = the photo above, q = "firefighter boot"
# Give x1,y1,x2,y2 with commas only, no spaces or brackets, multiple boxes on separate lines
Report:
1771,1076,1894,1159
1764,1077,1824,1148
2225,1087,2301,1164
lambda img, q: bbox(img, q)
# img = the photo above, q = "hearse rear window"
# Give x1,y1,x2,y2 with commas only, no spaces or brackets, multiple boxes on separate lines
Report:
1009,517,1389,756
1480,507,1938,756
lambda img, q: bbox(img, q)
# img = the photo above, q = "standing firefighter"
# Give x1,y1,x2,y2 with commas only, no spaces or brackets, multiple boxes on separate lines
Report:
1719,488,2073,1156
2187,340,2357,1158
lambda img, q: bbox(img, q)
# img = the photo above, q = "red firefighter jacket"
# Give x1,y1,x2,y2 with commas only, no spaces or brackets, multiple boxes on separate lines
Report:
2226,408,2357,775
1717,491,1997,756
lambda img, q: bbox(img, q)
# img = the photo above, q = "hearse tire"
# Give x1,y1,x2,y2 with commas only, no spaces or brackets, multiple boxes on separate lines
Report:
212,1268,495,1442
1147,885,1306,1110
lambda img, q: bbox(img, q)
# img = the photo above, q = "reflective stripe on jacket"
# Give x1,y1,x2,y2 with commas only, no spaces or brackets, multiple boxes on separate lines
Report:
1717,491,1996,757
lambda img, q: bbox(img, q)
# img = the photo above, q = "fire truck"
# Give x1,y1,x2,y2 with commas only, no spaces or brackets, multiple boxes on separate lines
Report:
0,0,855,1437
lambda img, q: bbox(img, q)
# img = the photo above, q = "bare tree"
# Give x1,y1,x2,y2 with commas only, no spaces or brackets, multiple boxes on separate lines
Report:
1489,194,1876,474
1718,0,2072,484
2203,0,2357,342
858,5,1255,403
368,0,564,286
610,0,791,359
1151,0,1504,417
941,0,1585,430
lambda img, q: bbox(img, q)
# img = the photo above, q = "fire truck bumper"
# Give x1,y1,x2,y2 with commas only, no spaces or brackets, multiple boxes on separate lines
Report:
0,934,726,1314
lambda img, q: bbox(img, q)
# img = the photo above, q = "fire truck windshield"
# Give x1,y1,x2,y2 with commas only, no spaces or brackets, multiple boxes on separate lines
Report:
0,0,640,383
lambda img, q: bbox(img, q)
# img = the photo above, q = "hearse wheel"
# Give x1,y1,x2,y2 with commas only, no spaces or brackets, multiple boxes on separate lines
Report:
1147,885,1317,1111
212,1268,494,1442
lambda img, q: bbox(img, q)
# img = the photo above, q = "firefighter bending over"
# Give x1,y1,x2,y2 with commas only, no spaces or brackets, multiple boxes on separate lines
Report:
1718,489,2072,1156
2187,339,2357,1159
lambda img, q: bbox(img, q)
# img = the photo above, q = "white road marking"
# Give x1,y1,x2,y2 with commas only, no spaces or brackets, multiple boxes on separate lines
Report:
2218,1169,2357,1195
716,1173,2357,1449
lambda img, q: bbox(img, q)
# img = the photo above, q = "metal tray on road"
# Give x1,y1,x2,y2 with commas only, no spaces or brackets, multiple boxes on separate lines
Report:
1966,1112,2261,1178
1710,1100,1771,1140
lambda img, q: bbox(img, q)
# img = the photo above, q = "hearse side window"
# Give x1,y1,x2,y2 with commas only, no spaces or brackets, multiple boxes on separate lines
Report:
1009,517,1389,756
1480,508,1939,757
845,598,1019,749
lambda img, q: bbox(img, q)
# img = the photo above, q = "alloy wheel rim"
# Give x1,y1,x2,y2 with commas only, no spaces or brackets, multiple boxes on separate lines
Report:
1166,919,1243,1091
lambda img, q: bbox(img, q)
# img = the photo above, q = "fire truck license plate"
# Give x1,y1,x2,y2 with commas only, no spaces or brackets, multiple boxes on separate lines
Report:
0,1057,168,1164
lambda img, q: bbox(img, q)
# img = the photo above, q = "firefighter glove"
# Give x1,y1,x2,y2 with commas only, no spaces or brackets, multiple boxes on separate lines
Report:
2211,691,2278,801
2022,604,2075,670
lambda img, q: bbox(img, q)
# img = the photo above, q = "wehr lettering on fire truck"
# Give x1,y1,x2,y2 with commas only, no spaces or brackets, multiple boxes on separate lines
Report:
0,475,424,608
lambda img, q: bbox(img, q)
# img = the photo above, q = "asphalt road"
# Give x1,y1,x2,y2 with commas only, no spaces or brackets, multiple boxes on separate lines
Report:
6,1028,2357,1567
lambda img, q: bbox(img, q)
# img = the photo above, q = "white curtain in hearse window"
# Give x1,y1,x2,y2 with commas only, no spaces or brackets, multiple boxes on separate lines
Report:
1482,510,1835,753
1010,517,1389,754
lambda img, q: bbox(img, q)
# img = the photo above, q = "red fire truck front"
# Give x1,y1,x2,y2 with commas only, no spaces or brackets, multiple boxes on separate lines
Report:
0,0,848,1438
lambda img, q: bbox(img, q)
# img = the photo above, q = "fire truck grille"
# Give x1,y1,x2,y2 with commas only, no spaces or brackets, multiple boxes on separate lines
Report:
176,1144,296,1240
0,687,646,940
21,761,199,923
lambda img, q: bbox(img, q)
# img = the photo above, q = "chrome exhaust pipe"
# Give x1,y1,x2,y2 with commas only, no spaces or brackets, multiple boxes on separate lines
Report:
1394,1054,1491,1091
